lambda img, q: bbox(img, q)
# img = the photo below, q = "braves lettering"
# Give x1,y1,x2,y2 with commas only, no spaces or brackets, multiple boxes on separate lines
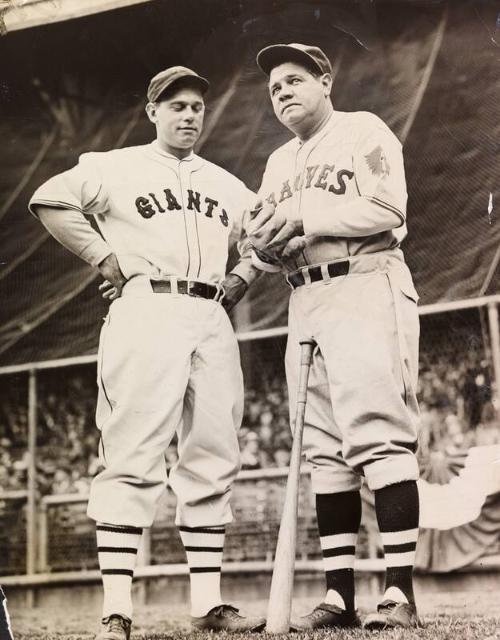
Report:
267,164,354,203
135,189,229,227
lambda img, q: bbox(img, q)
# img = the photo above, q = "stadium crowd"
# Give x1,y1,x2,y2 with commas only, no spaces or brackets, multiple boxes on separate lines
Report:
0,342,499,494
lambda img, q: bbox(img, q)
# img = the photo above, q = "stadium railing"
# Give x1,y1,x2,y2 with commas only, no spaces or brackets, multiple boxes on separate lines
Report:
2,296,500,583
0,467,378,581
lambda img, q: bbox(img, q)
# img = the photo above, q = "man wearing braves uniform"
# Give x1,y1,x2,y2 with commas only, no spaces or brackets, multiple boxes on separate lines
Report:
29,66,265,639
250,44,421,630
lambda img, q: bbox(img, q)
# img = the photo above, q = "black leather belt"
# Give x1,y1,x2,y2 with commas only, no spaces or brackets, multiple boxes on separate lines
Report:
150,278,223,301
286,260,350,289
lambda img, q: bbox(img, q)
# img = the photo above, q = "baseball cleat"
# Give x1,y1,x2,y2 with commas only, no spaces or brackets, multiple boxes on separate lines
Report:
363,600,419,630
191,604,266,632
290,602,361,631
95,614,132,640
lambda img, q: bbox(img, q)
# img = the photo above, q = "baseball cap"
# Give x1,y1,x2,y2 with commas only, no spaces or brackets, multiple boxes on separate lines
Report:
256,43,332,76
147,66,209,102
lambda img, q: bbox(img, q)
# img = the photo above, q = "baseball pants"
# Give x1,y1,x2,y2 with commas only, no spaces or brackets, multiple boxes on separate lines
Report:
87,276,243,528
285,250,420,494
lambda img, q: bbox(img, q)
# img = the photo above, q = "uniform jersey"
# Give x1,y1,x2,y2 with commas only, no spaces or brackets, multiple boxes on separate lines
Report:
29,142,256,285
258,110,407,269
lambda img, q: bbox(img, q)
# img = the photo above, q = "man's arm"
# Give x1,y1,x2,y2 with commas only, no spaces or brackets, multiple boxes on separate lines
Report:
37,205,127,297
303,125,407,238
221,194,263,313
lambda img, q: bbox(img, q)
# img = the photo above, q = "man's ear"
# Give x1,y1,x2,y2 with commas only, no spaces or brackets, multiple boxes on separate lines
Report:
321,73,333,96
145,102,157,124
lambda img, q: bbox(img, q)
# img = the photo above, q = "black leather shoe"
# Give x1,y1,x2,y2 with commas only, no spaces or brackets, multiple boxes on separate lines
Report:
364,600,419,629
191,604,266,632
290,603,361,631
95,614,131,640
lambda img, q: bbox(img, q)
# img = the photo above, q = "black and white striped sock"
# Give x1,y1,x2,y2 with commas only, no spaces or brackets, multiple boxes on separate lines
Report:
179,525,225,617
316,491,362,611
96,523,142,619
374,481,419,604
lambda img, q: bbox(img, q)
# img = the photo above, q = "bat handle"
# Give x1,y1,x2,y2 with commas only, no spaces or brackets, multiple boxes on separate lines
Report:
297,339,315,403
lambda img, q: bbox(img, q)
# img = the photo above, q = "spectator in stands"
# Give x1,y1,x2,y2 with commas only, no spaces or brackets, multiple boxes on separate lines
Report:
463,364,492,428
52,468,74,495
273,446,291,468
474,402,500,445
258,423,277,466
240,432,263,470
0,347,497,497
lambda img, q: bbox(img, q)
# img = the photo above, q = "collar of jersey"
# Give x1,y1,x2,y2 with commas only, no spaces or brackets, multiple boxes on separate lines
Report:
148,141,204,172
150,140,197,162
296,110,344,152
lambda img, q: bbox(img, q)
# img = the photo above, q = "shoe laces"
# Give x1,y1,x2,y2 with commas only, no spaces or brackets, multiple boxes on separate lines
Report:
212,605,240,619
308,608,328,620
308,603,342,619
378,600,401,613
318,603,344,614
103,615,129,633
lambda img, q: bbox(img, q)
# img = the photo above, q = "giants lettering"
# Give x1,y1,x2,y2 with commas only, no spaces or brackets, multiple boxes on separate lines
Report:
135,188,230,228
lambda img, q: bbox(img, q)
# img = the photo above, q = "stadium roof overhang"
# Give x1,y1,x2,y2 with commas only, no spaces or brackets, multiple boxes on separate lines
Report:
0,0,154,32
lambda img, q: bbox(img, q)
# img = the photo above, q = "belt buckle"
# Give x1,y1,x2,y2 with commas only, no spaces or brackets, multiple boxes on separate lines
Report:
186,280,195,296
169,276,179,295
214,283,226,303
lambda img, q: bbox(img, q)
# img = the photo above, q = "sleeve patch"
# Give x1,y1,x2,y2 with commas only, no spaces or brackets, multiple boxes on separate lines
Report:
365,145,391,177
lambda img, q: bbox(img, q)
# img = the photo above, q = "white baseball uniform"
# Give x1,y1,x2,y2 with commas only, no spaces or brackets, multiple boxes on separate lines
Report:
29,141,257,527
254,110,420,494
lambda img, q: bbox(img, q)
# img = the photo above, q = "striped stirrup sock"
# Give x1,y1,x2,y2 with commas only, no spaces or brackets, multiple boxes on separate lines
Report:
316,491,362,611
96,523,143,619
374,480,419,604
179,525,225,617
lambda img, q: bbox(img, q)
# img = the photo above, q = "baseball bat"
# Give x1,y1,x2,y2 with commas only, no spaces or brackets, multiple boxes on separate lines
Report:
266,338,316,633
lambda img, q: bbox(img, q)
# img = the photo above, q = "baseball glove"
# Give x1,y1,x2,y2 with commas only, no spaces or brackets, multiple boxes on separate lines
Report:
248,202,305,266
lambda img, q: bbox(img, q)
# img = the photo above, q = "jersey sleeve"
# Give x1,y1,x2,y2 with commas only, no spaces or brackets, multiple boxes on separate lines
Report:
353,123,407,224
28,153,106,217
29,153,112,267
303,119,407,238
229,184,263,284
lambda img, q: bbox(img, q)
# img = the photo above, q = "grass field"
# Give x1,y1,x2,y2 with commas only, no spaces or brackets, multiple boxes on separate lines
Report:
9,591,500,640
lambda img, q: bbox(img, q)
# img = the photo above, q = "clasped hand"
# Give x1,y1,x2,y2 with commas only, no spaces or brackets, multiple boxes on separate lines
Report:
248,202,306,265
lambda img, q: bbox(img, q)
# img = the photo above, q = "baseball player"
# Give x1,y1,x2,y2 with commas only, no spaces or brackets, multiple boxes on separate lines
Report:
250,44,421,630
28,66,265,639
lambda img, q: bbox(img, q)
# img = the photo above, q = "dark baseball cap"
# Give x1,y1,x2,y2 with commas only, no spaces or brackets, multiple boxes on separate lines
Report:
147,66,209,102
256,43,332,76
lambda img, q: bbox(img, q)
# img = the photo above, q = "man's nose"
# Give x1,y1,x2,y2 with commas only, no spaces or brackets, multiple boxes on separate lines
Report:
279,87,293,101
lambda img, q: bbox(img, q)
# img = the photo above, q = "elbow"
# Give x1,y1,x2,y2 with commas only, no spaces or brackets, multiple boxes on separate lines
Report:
367,196,406,229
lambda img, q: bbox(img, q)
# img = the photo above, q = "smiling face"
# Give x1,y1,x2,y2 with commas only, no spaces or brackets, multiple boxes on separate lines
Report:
268,62,332,140
146,85,205,158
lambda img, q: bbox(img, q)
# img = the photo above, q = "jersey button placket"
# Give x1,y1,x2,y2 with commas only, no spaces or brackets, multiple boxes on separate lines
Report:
179,161,201,280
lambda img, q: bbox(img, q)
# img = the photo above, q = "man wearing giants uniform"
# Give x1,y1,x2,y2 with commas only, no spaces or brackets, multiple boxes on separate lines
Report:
250,44,421,630
29,66,264,639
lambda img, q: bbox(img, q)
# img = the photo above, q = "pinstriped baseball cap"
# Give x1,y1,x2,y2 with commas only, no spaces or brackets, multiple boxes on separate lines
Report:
147,66,209,102
256,43,332,76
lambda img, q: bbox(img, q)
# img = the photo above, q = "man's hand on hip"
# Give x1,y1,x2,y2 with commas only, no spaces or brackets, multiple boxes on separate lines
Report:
98,254,127,300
